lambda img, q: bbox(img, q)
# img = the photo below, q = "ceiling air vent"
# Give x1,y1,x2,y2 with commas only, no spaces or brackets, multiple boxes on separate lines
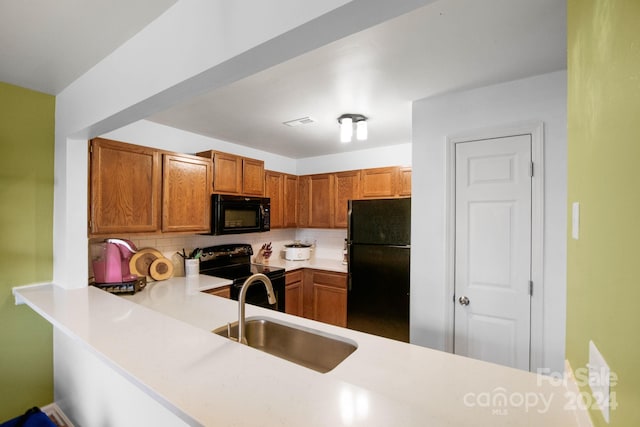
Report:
282,116,316,127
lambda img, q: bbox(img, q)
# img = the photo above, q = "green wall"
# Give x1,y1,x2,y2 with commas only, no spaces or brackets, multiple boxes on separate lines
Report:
0,82,54,419
567,1,640,426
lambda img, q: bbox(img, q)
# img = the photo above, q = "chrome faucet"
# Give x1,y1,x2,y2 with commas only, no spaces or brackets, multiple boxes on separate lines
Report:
237,273,276,345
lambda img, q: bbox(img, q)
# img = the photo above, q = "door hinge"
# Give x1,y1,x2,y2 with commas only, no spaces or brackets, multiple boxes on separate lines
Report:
529,161,534,178
529,280,533,296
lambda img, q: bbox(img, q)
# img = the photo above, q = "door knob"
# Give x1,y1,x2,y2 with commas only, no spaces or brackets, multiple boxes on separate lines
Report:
458,296,470,306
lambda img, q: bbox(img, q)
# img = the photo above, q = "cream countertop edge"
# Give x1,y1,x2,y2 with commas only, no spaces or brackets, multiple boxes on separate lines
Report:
258,256,348,273
14,281,581,426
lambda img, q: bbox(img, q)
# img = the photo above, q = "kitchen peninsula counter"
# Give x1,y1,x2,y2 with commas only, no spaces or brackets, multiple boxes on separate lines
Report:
14,280,581,426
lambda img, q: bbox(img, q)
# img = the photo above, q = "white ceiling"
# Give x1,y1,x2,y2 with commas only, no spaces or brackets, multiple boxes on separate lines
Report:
0,0,565,159
0,0,176,95
148,0,566,158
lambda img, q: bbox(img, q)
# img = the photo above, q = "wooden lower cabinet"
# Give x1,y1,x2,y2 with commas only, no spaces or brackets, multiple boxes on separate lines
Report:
308,270,347,327
204,286,231,298
203,268,346,326
285,270,304,317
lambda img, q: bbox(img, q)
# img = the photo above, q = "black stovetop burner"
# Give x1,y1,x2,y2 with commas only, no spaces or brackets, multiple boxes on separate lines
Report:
198,243,284,285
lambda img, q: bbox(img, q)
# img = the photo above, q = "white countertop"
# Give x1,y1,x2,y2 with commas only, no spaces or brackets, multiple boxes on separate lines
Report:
14,280,579,426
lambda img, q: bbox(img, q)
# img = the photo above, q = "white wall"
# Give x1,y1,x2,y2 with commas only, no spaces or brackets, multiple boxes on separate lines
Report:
296,143,412,175
103,120,298,174
410,70,567,373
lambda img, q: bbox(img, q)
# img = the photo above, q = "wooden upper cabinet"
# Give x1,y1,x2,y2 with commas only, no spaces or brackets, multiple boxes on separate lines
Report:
89,138,161,235
283,174,298,228
305,173,334,228
212,151,242,194
297,175,311,228
398,167,412,197
162,153,212,233
196,150,264,196
265,171,298,229
242,157,265,196
360,166,398,199
264,171,284,228
334,170,360,228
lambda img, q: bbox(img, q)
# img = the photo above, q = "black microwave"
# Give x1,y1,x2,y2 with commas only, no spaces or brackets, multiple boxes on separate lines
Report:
210,194,270,235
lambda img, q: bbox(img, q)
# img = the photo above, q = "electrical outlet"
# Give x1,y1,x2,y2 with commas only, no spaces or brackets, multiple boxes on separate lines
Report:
589,341,611,423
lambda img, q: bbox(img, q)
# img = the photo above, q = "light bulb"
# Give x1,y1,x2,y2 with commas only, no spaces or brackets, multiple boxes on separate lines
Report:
356,120,368,141
340,117,353,143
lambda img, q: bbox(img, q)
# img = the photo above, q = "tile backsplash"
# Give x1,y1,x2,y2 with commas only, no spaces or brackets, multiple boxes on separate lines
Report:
90,228,347,278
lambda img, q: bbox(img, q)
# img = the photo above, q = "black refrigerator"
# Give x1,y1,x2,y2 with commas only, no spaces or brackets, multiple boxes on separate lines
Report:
347,198,410,342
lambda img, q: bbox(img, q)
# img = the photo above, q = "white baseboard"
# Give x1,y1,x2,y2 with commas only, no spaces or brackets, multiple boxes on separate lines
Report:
41,403,74,427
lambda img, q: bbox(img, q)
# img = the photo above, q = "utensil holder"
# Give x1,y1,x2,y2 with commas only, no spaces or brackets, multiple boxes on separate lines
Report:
185,259,200,277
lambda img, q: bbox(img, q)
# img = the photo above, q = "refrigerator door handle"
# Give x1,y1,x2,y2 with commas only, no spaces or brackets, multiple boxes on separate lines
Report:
347,200,353,242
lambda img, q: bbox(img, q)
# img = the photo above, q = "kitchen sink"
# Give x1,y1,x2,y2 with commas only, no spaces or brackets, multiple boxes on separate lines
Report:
213,316,357,373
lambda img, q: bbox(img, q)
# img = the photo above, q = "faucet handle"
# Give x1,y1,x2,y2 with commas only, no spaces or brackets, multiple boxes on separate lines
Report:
227,322,238,342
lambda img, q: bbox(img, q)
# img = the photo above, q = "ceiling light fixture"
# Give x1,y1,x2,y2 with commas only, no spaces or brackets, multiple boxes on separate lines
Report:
338,113,368,143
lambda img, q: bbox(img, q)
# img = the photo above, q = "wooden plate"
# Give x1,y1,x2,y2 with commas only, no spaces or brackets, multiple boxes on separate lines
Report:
149,258,174,281
129,248,164,280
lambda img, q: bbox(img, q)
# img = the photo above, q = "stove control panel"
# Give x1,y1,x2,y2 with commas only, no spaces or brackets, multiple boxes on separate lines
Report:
199,244,253,262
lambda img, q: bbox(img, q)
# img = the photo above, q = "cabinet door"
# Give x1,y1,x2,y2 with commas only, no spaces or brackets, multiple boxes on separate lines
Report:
360,167,398,198
242,158,265,196
285,270,304,317
297,175,310,228
89,138,161,235
308,174,334,228
213,152,242,194
334,171,360,228
311,271,347,327
162,154,212,232
398,167,412,196
264,171,284,228
204,286,231,298
283,174,298,228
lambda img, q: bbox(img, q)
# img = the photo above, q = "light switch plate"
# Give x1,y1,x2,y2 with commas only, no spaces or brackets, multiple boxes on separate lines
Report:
589,340,610,423
572,202,580,240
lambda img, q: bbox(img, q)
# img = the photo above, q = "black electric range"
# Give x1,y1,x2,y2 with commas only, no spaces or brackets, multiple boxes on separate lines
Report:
198,244,285,312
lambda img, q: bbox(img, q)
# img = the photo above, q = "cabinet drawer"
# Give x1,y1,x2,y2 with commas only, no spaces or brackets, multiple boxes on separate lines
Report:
286,270,303,285
312,271,347,289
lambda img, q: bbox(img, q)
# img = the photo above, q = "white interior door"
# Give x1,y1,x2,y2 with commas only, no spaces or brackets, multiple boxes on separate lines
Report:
454,134,532,370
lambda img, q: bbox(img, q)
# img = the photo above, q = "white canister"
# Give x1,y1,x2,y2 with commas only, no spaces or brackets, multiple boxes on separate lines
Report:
184,259,200,277
284,243,312,261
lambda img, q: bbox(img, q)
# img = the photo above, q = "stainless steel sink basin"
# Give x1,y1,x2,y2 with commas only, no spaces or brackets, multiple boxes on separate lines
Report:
213,316,357,373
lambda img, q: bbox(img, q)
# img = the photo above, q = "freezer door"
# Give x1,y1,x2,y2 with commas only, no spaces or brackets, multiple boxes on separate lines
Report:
347,244,410,342
348,198,410,245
